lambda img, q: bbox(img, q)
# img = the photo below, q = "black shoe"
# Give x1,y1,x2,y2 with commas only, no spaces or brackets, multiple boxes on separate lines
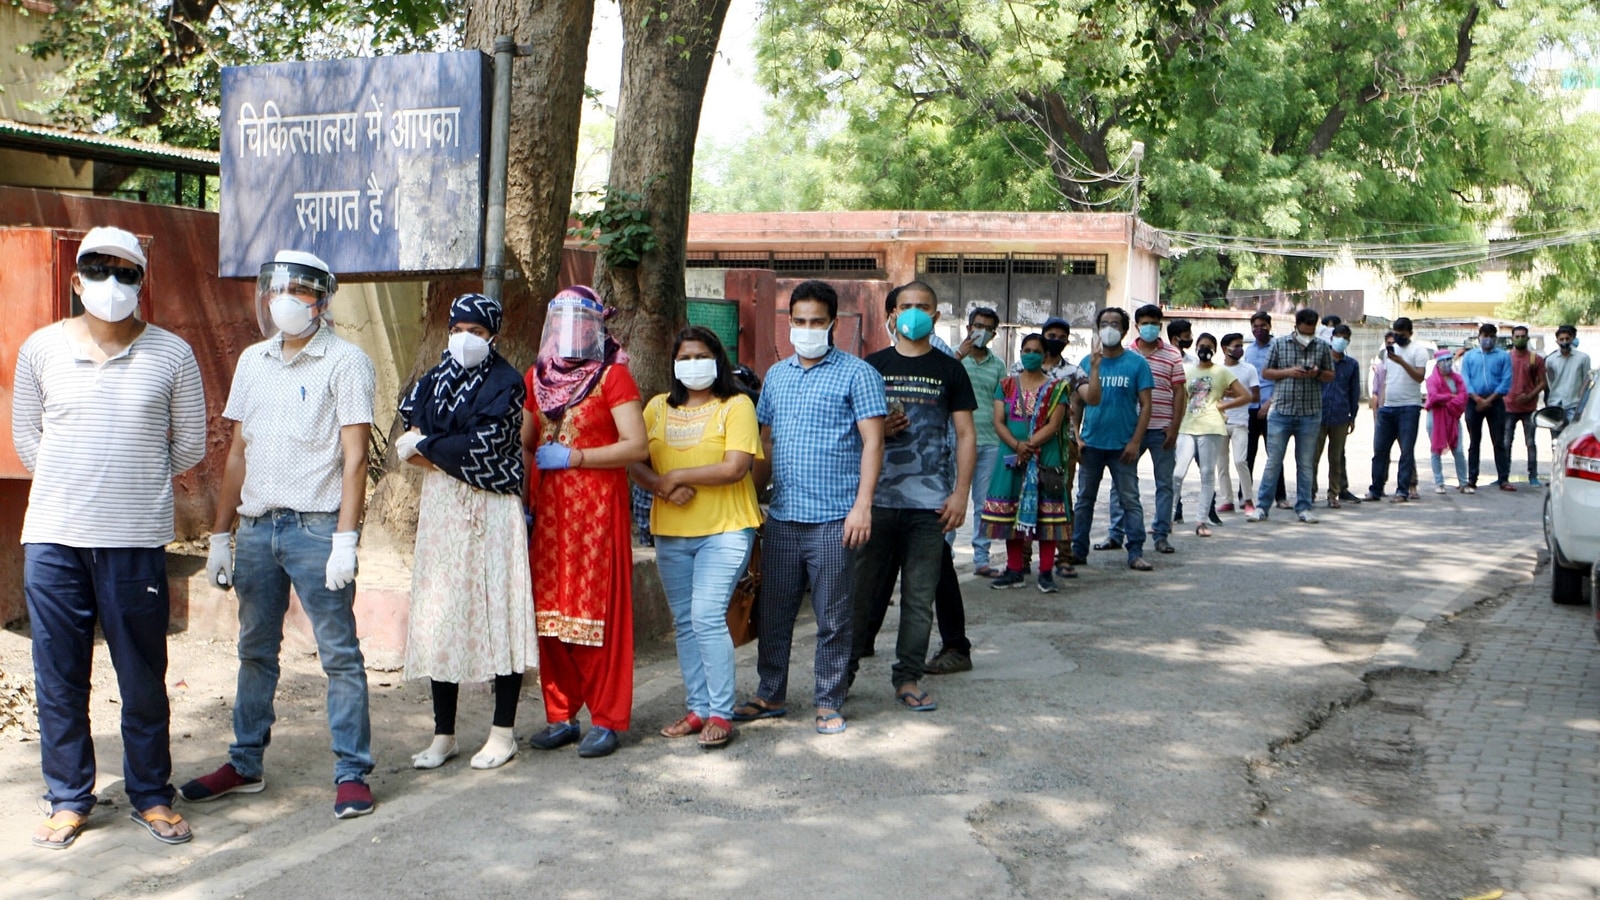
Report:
1338,491,1362,504
577,726,619,758
1092,538,1123,551
527,720,581,750
1155,538,1175,554
925,647,973,675
990,570,1025,589
1066,554,1088,566
1360,492,1383,502
1207,506,1224,526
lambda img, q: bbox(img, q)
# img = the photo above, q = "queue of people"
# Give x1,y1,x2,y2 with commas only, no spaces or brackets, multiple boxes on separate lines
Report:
13,232,1583,850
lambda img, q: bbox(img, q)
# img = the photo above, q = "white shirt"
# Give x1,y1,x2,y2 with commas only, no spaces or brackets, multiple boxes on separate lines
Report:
13,322,206,547
223,325,376,517
1380,343,1432,407
1222,360,1259,428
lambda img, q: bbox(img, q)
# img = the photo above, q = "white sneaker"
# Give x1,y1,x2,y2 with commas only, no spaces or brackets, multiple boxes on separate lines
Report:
1297,511,1319,524
1434,484,1448,494
411,735,459,769
1245,508,1267,523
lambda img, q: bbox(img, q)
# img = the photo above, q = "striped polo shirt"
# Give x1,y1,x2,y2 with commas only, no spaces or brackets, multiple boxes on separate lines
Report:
13,321,207,547
223,325,376,517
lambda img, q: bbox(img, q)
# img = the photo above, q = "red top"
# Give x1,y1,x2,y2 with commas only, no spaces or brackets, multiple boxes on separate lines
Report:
1506,349,1545,414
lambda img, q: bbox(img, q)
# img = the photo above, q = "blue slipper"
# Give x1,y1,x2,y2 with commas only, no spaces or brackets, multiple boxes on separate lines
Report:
815,712,847,734
731,699,787,722
896,690,938,712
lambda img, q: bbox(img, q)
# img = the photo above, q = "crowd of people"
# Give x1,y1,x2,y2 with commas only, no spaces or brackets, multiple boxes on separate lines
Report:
14,226,1591,850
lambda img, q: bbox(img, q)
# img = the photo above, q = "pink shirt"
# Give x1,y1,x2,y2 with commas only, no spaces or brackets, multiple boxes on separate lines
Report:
1133,339,1187,431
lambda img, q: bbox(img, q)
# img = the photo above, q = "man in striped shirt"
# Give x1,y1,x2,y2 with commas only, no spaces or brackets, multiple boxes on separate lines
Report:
14,226,206,848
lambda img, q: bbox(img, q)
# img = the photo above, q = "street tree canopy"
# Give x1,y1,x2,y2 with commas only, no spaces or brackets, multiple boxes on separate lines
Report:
754,0,1600,314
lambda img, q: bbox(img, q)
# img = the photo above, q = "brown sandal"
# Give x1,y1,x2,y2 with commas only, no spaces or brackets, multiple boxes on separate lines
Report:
659,713,705,738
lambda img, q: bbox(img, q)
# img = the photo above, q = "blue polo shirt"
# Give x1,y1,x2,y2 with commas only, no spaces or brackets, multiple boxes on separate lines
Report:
758,349,888,523
1459,346,1513,397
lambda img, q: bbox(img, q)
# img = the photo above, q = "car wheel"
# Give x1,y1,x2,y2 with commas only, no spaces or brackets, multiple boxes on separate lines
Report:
1553,559,1588,605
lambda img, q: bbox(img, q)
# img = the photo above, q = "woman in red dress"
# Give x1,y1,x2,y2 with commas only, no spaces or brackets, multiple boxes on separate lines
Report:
521,286,649,758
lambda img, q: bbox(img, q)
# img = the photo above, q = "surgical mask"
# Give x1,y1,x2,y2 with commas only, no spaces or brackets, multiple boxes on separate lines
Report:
1043,337,1067,357
1138,323,1161,343
791,326,831,360
970,328,994,348
1331,337,1350,354
674,358,718,390
448,332,491,369
895,308,933,341
79,276,141,323
269,294,319,338
1480,336,1495,351
1099,326,1122,347
1395,335,1411,346
1020,352,1045,371
1294,332,1312,347
1196,346,1214,361
1513,337,1528,350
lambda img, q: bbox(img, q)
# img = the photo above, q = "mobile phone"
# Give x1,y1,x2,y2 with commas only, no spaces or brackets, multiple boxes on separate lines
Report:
888,399,905,416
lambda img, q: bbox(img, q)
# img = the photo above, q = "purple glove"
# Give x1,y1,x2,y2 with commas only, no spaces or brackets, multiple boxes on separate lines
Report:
535,443,573,470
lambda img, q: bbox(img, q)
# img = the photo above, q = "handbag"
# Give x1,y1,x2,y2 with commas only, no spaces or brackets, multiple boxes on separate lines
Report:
1038,465,1066,495
726,532,762,647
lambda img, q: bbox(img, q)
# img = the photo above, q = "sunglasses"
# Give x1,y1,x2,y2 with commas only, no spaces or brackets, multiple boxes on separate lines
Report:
79,263,143,285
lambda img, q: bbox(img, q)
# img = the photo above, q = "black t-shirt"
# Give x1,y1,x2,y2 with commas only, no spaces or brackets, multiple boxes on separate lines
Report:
864,346,977,509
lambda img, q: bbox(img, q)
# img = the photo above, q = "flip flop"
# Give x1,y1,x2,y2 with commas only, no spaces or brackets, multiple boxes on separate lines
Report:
895,690,938,712
129,809,193,845
815,712,847,734
31,811,87,850
731,699,787,722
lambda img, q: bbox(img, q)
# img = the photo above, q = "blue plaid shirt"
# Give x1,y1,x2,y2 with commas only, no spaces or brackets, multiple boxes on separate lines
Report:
758,349,888,523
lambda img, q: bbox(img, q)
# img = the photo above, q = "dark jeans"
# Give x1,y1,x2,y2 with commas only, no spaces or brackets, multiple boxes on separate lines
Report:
1247,410,1287,503
1072,444,1145,562
850,508,947,688
1369,405,1422,497
1465,397,1510,486
1107,428,1175,542
1504,410,1539,479
25,544,174,815
859,539,969,658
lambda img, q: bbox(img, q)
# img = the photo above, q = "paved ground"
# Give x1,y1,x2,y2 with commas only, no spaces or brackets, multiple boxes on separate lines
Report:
0,428,1585,899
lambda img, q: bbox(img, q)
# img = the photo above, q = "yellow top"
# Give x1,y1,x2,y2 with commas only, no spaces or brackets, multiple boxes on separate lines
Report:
643,393,763,537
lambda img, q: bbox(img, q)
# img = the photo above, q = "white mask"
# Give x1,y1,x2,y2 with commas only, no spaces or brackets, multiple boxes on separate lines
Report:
79,277,141,323
269,294,319,338
1294,332,1312,347
791,326,831,360
1098,325,1122,348
448,332,491,369
674,358,718,390
971,328,994,348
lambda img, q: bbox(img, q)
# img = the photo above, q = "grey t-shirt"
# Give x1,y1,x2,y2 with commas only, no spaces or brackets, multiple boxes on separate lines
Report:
1546,349,1593,409
864,346,977,510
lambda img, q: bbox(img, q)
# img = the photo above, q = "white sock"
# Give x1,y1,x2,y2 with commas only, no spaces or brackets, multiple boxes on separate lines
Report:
411,734,458,769
471,726,518,769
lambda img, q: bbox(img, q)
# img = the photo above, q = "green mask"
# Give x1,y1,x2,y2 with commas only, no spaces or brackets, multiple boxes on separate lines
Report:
1020,352,1045,371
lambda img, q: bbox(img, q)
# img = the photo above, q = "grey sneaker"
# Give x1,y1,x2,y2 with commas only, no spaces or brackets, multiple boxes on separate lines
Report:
1297,511,1319,524
925,647,973,675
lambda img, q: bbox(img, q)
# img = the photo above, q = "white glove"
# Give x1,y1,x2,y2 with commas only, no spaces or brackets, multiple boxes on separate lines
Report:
325,531,359,591
206,532,233,589
395,431,425,461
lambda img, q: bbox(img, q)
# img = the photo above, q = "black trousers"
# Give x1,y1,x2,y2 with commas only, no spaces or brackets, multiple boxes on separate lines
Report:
1465,396,1510,486
859,538,970,658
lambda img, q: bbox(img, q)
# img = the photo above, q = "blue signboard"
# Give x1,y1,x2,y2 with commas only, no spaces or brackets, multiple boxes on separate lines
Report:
219,51,491,279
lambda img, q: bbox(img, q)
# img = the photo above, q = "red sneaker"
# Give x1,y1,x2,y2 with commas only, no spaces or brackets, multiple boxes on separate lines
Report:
178,763,264,803
1217,503,1235,513
334,780,374,819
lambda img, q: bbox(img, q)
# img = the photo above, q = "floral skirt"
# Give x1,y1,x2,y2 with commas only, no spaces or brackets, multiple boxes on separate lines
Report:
405,469,537,683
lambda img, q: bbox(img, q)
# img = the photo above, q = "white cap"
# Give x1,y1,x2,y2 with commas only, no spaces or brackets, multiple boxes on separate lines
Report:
274,249,331,273
76,226,147,269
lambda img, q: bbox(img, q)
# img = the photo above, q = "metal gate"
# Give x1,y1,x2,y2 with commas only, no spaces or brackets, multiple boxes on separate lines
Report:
914,252,1111,364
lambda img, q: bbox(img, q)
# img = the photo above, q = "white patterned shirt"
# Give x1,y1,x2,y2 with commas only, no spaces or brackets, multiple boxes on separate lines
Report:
222,325,375,517
13,322,207,547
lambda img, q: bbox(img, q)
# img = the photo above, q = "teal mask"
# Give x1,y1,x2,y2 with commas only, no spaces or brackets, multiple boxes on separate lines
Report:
895,307,934,341
1020,352,1045,371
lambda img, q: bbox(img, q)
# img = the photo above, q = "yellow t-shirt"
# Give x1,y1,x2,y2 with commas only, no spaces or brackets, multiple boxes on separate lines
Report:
643,393,763,537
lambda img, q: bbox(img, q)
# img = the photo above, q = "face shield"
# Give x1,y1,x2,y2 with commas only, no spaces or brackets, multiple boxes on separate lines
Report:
255,251,336,339
539,295,607,362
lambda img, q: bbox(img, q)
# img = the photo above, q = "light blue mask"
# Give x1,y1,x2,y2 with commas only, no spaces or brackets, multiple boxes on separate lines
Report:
896,308,934,342
1331,337,1350,354
1138,323,1161,343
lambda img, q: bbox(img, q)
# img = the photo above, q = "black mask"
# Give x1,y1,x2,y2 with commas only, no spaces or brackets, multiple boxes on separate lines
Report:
1042,338,1066,357
1196,346,1214,361
1224,345,1243,359
1178,338,1193,350
1395,335,1411,346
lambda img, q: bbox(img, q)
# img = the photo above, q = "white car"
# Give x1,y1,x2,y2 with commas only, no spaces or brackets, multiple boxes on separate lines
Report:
1541,376,1600,614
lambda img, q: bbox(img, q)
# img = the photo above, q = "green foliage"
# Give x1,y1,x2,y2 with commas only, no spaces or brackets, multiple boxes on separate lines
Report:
569,185,660,268
18,0,461,149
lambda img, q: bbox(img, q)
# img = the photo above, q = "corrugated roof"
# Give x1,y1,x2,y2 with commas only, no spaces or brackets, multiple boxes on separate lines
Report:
0,117,218,175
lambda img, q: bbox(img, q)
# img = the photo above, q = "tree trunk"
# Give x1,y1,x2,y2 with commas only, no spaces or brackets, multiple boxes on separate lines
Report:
593,0,732,401
366,0,593,544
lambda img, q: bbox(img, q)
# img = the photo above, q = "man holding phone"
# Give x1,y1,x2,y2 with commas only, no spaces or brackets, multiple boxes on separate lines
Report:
1246,308,1335,523
1364,317,1429,502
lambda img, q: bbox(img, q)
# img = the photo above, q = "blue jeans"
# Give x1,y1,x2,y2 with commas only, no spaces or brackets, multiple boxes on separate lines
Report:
1427,415,1468,486
656,529,755,721
25,544,174,815
1369,405,1422,497
969,444,1000,566
1072,444,1145,561
1257,413,1321,514
230,510,372,785
1106,429,1175,542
